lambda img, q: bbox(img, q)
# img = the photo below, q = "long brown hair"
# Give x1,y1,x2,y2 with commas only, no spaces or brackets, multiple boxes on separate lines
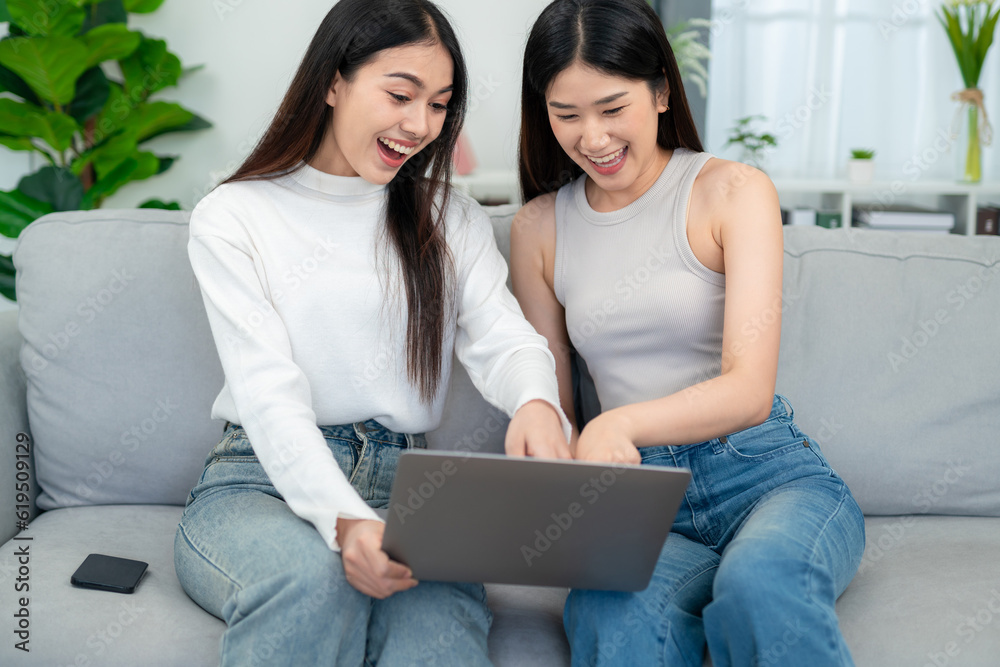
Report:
519,0,704,202
225,0,468,402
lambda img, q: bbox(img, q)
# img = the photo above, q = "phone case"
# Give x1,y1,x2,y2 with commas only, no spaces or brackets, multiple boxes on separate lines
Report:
70,554,148,594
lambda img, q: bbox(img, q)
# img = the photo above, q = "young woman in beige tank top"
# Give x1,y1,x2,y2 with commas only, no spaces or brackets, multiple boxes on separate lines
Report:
512,1,865,665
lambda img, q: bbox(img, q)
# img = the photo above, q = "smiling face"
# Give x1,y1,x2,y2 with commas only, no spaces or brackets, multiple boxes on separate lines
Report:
313,41,455,184
546,60,670,208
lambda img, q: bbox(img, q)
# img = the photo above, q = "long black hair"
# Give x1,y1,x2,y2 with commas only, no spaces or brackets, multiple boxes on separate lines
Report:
225,0,468,403
519,0,703,202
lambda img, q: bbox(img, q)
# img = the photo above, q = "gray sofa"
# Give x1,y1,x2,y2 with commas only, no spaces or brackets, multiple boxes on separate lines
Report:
1,206,999,666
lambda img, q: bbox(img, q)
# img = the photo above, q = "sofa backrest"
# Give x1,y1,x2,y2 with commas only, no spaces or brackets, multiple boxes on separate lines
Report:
12,209,516,511
776,227,1000,516
13,209,1000,517
14,210,224,509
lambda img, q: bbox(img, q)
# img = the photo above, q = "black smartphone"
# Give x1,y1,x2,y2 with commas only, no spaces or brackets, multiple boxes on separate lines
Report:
70,554,148,594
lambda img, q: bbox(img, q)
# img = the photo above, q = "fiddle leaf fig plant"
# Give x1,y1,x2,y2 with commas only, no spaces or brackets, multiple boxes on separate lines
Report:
0,0,210,301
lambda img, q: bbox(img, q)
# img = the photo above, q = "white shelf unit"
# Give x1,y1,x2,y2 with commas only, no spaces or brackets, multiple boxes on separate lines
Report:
452,170,523,206
454,171,1000,237
772,179,1000,236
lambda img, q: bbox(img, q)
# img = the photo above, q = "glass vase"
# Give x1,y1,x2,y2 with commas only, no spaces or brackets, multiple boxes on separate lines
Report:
960,102,982,183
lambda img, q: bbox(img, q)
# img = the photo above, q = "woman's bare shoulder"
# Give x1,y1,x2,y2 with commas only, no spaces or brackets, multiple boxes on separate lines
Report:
694,157,777,207
512,191,558,247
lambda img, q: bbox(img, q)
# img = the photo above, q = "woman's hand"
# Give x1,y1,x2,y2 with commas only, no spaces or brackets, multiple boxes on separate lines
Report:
575,410,641,465
505,399,572,459
337,518,418,599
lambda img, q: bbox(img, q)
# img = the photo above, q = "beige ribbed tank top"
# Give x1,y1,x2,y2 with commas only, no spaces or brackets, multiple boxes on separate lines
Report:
554,148,725,412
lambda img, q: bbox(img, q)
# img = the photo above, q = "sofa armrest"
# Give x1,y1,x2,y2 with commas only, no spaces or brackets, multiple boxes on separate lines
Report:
0,309,35,544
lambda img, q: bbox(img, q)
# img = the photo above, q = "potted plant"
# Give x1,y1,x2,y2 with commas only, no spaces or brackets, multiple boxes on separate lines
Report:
724,115,778,171
847,149,876,185
666,19,712,98
0,0,211,302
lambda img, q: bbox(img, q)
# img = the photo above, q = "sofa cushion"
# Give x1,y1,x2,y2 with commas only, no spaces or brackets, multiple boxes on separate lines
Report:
485,584,571,665
13,210,225,508
0,505,571,666
0,505,224,666
837,515,1000,665
776,227,1000,516
10,510,988,666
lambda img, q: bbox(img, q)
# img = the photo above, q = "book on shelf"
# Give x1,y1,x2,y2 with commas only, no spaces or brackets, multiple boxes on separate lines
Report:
779,208,841,229
977,206,999,235
853,205,954,232
816,210,843,229
787,208,816,226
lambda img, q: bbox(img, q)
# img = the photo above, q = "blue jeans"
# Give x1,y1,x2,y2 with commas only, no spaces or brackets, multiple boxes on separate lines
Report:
174,421,493,667
564,396,865,667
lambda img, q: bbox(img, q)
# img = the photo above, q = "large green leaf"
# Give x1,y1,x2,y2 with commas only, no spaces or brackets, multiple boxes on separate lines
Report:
0,59,41,104
18,166,84,211
91,79,127,143
80,155,136,208
7,0,86,37
155,154,174,174
972,6,1000,87
0,135,36,152
80,0,126,32
81,147,159,208
67,66,110,123
0,254,15,302
0,188,52,238
0,1,11,23
143,110,211,143
83,23,140,67
120,35,181,102
139,198,180,210
0,98,79,151
0,36,90,105
130,101,192,142
180,64,204,80
123,0,163,12
88,130,138,178
0,98,46,135
131,149,159,180
37,109,77,151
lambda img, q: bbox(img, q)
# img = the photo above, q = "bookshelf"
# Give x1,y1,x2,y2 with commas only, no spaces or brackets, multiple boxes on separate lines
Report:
453,171,1000,236
453,170,523,207
771,179,1000,236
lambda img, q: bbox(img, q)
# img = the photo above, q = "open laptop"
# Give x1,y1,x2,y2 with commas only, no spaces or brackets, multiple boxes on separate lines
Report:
380,450,690,592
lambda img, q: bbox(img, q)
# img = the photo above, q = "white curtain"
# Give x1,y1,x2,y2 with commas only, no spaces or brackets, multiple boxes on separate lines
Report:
705,0,1000,183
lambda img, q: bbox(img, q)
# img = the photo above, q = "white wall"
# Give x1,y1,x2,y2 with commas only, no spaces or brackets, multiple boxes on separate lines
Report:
0,0,551,209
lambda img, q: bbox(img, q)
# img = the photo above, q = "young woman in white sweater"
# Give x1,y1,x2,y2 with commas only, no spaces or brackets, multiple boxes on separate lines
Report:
174,1,570,664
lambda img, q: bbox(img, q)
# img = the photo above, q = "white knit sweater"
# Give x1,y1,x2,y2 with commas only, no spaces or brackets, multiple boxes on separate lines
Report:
189,162,569,551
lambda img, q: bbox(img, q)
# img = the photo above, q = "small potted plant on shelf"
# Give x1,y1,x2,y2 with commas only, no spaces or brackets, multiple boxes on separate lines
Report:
724,115,778,171
847,149,876,185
